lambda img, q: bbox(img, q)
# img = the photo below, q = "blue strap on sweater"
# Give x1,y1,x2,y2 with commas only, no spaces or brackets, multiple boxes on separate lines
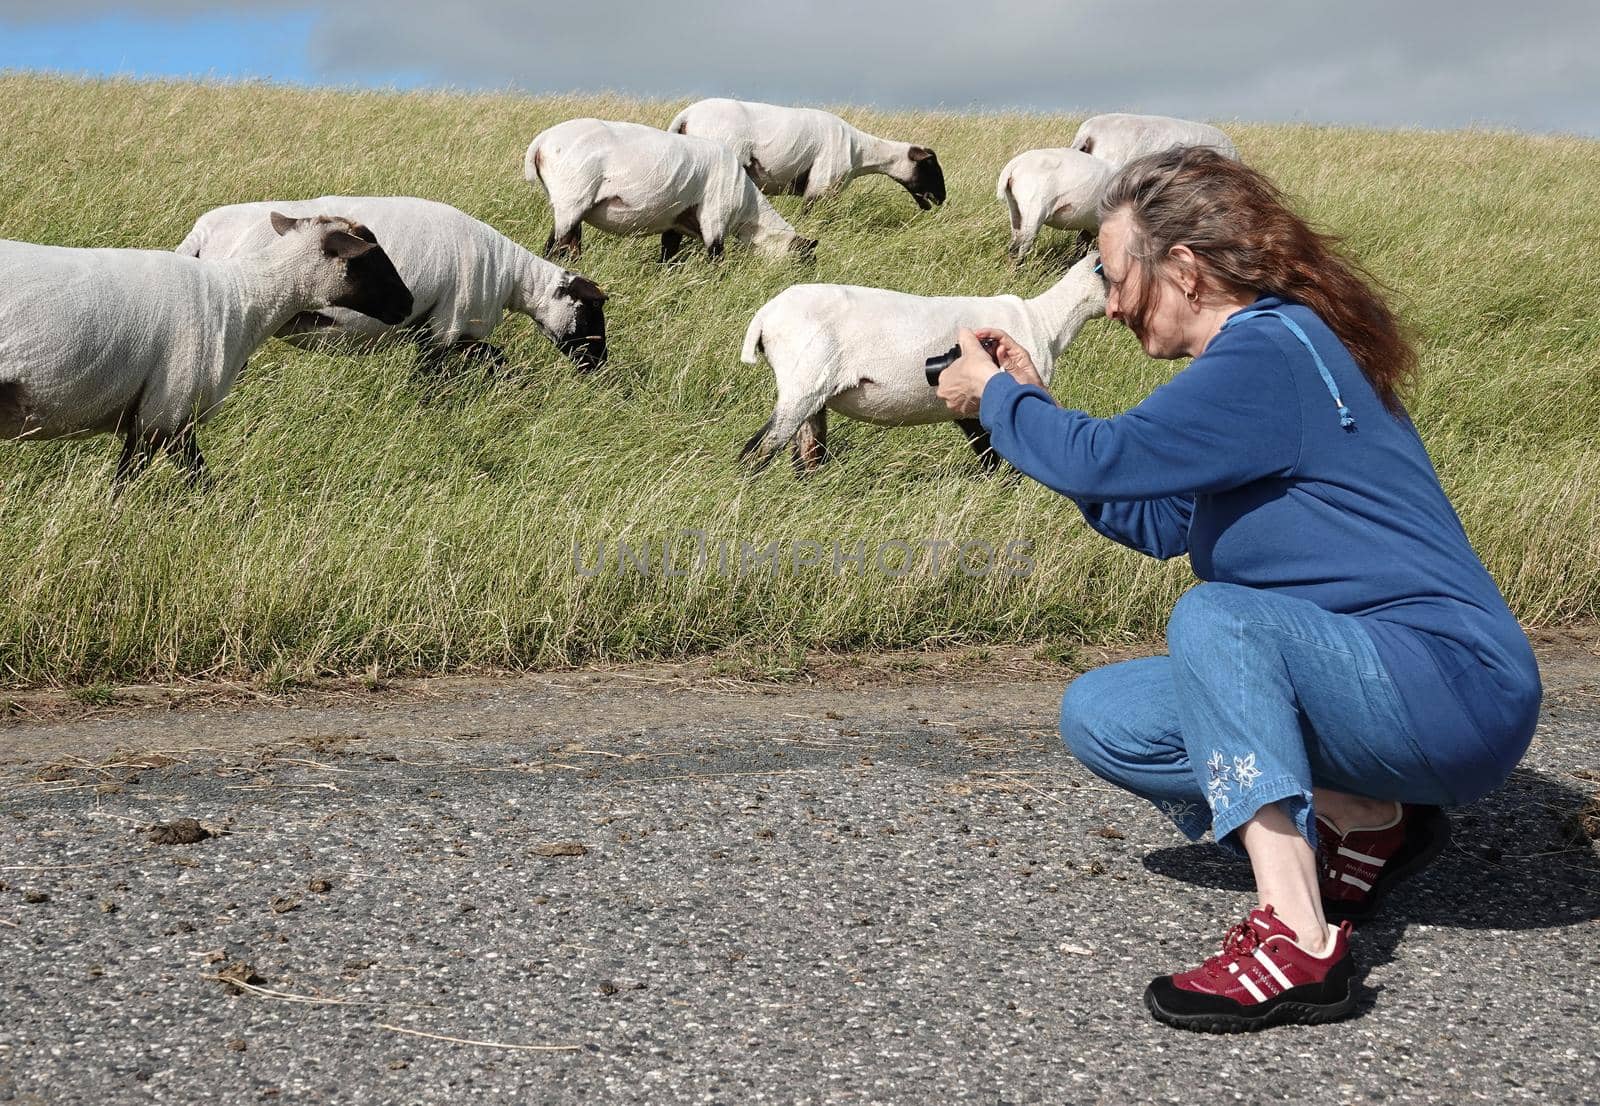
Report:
1222,306,1355,430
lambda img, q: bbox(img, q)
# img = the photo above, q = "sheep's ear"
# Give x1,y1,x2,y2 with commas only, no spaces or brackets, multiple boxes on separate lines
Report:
908,146,936,162
347,222,379,244
563,274,608,303
323,229,375,259
270,211,303,236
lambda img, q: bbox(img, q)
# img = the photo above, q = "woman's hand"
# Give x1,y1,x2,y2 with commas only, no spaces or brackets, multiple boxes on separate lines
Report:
976,327,1046,389
936,328,1004,417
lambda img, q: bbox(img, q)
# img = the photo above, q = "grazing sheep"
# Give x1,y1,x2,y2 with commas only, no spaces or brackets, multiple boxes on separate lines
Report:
1069,113,1239,167
739,252,1107,474
524,118,817,263
996,147,1115,261
667,97,946,210
0,214,412,492
177,196,607,373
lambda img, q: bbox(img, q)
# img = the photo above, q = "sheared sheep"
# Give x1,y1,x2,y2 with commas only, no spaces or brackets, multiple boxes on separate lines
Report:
0,214,412,492
1069,113,1239,167
997,147,1115,261
668,98,946,210
524,118,817,263
176,196,607,374
739,252,1107,474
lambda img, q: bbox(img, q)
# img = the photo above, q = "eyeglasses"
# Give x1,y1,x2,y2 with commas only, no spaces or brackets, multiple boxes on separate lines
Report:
1095,259,1127,291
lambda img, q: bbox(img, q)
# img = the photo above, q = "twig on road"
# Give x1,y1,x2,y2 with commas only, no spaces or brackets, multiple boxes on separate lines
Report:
376,1023,581,1052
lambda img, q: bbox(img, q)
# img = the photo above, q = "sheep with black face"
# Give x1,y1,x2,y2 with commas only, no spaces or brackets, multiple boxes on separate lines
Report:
669,98,946,211
177,196,607,374
0,213,412,492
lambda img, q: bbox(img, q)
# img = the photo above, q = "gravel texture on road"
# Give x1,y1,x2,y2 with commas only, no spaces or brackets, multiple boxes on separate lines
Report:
2,640,1598,1105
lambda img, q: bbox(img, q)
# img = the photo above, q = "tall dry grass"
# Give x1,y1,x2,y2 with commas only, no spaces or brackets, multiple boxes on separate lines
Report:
2,74,1596,684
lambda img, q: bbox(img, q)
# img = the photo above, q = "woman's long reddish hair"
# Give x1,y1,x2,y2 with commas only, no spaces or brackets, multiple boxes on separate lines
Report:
1098,146,1415,414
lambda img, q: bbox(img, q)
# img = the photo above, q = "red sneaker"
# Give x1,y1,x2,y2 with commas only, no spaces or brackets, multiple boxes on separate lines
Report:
1318,803,1451,924
1144,906,1357,1033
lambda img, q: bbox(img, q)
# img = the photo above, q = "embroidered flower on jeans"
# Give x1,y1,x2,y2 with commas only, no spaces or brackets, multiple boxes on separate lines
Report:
1206,776,1232,811
1206,751,1233,784
1159,799,1200,825
1232,753,1262,790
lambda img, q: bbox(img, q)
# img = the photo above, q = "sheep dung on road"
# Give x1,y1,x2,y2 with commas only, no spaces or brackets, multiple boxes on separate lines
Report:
997,147,1116,262
0,214,412,493
524,118,818,263
738,252,1107,475
1069,112,1239,167
177,196,608,374
668,98,946,211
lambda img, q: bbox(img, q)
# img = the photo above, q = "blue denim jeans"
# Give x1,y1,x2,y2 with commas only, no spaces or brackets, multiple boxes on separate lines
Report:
1060,582,1459,855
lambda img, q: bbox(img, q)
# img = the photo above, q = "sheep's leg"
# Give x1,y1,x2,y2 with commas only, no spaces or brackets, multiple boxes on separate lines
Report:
790,410,829,474
955,418,1002,474
173,425,211,491
457,339,508,380
414,339,451,377
659,229,686,264
458,339,507,368
739,395,822,474
544,216,583,261
705,237,726,263
111,427,163,497
1065,229,1094,266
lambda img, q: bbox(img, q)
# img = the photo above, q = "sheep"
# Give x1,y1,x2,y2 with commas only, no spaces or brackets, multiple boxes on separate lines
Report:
1069,113,1239,167
996,147,1116,262
738,251,1107,475
0,214,412,493
524,118,817,263
176,196,607,374
667,97,946,211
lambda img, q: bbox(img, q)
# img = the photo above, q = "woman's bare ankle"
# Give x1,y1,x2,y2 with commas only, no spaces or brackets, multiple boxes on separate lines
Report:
1316,792,1401,835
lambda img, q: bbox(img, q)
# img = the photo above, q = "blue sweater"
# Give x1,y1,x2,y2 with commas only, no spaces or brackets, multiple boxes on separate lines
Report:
979,296,1540,786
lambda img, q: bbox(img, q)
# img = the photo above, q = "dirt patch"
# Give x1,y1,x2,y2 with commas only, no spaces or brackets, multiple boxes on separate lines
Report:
146,819,212,845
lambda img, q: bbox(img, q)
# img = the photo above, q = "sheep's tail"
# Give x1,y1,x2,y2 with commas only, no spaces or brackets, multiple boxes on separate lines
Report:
523,136,547,186
740,308,766,366
173,224,205,257
999,175,1022,232
668,107,692,135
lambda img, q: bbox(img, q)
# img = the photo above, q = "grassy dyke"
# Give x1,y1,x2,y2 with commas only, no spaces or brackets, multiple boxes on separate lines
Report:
1,73,1597,685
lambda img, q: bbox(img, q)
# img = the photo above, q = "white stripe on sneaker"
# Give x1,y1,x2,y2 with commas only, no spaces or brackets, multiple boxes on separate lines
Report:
1253,948,1294,991
1339,872,1374,892
1337,845,1387,866
1237,973,1268,1003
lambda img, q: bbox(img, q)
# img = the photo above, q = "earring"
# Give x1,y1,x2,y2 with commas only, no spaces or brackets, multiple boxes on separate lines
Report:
1185,288,1198,304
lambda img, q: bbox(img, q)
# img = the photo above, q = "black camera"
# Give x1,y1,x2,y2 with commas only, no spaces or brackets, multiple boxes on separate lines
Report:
924,336,1000,387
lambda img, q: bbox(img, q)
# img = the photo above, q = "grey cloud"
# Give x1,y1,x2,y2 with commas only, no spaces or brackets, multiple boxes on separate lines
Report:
307,0,1600,134
3,0,1595,135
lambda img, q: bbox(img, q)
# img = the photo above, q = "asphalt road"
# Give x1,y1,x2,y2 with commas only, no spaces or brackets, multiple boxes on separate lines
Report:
2,640,1597,1105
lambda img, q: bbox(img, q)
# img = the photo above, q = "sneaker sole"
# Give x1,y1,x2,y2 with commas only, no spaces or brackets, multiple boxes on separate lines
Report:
1144,982,1358,1034
1323,807,1451,925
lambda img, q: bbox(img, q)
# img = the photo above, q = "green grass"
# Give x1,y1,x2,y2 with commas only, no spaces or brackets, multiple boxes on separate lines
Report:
2,74,1598,685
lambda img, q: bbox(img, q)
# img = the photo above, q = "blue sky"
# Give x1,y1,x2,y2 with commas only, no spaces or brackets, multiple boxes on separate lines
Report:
3,11,320,84
3,2,1597,137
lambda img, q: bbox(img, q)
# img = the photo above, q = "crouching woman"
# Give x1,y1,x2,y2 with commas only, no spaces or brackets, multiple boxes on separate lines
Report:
935,147,1540,1033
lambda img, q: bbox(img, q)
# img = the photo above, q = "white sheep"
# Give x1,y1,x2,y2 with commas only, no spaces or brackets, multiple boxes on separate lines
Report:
996,147,1115,261
524,118,817,263
176,196,607,373
1069,113,1239,167
739,252,1107,474
0,214,412,492
667,98,946,210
